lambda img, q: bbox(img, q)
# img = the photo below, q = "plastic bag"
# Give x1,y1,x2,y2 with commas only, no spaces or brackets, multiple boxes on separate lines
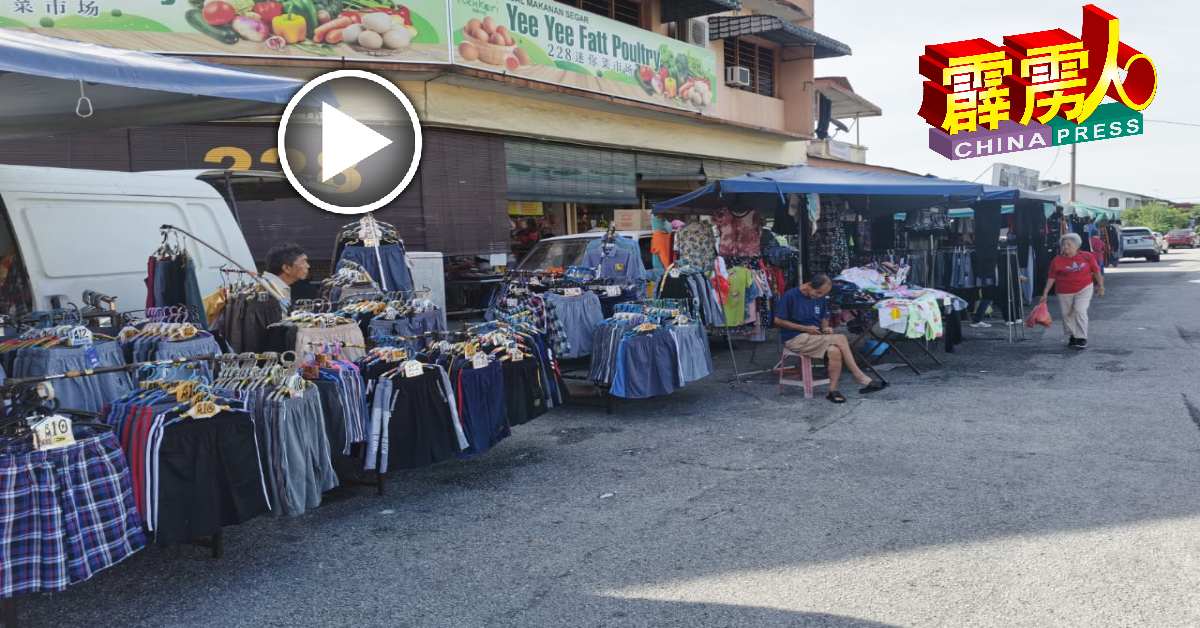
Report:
1025,301,1052,328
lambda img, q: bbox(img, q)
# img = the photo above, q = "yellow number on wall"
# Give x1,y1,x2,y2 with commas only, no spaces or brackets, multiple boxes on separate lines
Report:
203,147,252,171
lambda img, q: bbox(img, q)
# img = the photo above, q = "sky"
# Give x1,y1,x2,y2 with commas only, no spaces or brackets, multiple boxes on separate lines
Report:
814,0,1195,201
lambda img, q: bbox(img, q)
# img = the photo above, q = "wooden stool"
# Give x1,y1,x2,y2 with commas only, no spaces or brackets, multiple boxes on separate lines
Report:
775,348,830,399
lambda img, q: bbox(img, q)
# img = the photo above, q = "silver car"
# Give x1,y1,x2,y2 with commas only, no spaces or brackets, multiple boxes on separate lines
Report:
1120,226,1161,262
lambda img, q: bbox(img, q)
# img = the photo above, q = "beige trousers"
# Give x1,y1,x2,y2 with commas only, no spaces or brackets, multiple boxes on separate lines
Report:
1057,284,1093,339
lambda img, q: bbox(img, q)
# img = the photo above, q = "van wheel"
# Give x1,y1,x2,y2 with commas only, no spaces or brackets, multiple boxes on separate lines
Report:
1149,254,1161,262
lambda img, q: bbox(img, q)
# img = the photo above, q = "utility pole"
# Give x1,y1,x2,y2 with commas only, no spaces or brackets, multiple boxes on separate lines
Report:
1069,144,1077,202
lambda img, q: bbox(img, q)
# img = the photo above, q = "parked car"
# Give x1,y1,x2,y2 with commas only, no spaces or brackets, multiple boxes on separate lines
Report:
1120,226,1160,262
1152,232,1168,254
517,229,654,272
1166,228,1199,248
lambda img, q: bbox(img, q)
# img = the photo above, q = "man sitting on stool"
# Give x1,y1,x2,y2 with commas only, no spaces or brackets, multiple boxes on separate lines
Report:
774,274,886,403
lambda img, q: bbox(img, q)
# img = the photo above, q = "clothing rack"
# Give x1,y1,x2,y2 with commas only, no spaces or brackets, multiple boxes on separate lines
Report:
0,354,219,393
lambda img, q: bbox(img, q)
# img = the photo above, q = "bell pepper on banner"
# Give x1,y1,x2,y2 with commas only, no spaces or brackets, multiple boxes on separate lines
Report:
272,12,307,43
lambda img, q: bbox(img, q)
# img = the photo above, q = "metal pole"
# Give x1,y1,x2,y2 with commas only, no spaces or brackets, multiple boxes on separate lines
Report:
159,224,271,293
1069,144,1077,202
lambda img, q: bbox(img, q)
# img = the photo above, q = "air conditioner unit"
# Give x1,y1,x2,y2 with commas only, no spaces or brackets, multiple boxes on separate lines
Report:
725,66,752,87
686,18,709,45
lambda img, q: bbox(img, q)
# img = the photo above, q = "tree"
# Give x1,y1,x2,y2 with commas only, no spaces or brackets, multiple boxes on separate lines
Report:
1121,203,1194,233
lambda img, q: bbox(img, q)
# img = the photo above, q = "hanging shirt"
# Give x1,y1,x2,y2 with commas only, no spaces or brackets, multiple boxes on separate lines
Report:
582,245,642,284
675,221,717,269
1048,252,1099,295
712,209,763,257
722,266,754,327
774,287,830,342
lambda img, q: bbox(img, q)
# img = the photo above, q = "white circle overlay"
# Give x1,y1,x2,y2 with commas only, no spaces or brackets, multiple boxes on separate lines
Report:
277,69,423,215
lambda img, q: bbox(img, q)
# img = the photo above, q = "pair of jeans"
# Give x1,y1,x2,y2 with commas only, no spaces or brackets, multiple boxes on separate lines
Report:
544,292,604,359
14,342,132,413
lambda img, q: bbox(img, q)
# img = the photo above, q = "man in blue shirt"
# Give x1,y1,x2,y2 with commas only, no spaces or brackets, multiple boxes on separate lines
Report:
774,274,884,403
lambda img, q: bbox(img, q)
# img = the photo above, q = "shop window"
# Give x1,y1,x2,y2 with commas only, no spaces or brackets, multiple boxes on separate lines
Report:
556,0,645,28
723,37,776,97
1107,198,1119,208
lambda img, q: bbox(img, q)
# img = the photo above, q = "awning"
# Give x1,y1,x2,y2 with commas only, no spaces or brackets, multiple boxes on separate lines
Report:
708,15,851,58
1068,201,1122,220
814,77,882,119
980,185,1060,203
0,30,312,139
662,0,742,23
654,164,994,214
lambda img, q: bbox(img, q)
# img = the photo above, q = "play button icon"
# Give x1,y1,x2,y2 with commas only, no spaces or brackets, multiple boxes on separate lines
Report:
278,70,422,215
320,102,393,183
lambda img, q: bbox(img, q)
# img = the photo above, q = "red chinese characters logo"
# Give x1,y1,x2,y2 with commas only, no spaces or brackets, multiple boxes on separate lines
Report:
919,4,1157,135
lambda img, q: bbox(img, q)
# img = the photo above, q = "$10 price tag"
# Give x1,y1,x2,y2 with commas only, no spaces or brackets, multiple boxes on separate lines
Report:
32,415,74,451
472,353,489,369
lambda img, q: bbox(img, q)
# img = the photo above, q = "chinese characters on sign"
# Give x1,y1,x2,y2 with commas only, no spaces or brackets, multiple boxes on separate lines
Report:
919,4,1157,159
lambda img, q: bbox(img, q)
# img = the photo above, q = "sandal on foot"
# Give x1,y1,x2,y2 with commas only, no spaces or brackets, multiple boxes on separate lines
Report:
826,391,847,403
859,381,888,395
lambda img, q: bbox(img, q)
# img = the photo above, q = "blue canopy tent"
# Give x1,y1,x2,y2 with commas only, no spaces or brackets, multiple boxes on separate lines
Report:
0,29,319,139
653,164,1017,215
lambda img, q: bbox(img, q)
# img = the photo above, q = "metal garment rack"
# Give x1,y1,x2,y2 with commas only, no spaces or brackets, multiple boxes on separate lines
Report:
0,353,223,628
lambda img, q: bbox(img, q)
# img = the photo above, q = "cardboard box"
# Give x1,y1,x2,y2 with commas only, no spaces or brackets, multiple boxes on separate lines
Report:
612,209,651,231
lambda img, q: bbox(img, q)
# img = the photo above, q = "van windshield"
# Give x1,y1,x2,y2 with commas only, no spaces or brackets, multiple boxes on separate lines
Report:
518,239,591,271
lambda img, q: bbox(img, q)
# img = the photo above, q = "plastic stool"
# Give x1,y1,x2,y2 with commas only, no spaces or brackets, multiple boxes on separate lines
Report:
775,348,830,399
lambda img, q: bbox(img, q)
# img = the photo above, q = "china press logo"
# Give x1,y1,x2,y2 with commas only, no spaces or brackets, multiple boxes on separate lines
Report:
919,4,1157,160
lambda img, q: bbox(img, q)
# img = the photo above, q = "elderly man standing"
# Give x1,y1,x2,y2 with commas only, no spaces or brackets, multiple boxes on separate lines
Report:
774,274,885,403
1041,233,1105,349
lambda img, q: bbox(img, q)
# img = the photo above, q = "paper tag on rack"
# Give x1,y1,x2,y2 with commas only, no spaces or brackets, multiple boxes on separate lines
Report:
67,326,92,347
472,353,489,369
32,415,74,451
604,286,622,297
564,287,582,297
943,297,951,307
403,360,423,378
508,349,523,362
669,268,681,278
505,298,519,308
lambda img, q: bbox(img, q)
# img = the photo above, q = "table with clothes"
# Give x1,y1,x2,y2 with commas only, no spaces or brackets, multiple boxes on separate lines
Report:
835,265,970,372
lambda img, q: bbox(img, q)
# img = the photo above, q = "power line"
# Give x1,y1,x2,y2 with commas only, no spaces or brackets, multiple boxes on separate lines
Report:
1145,119,1200,128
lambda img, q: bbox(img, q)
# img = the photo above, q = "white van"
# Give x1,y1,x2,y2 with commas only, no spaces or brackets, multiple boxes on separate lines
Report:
0,165,260,316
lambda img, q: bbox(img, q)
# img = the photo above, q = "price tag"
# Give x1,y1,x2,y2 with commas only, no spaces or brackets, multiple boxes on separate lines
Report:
505,298,519,308
403,360,423,378
943,297,951,307
669,268,681,278
509,349,523,362
605,286,622,297
472,353,489,369
68,326,93,347
32,415,74,451
564,287,582,297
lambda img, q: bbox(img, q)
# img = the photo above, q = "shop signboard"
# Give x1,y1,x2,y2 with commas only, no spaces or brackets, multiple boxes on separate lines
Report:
507,200,543,216
0,0,450,63
918,4,1156,160
449,0,717,113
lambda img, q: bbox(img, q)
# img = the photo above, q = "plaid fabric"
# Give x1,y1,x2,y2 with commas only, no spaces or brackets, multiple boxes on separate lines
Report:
0,431,145,598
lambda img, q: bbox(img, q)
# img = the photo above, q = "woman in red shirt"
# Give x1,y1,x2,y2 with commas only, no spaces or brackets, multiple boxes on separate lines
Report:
1040,233,1105,349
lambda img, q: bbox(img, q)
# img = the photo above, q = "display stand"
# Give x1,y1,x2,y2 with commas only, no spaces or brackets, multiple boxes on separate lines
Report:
0,353,226,628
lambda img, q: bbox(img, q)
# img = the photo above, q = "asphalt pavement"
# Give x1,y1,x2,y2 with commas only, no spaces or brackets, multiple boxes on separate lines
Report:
16,248,1200,627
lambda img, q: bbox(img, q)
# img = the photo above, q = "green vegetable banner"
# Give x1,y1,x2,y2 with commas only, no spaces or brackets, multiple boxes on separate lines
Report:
0,0,450,62
450,0,716,112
